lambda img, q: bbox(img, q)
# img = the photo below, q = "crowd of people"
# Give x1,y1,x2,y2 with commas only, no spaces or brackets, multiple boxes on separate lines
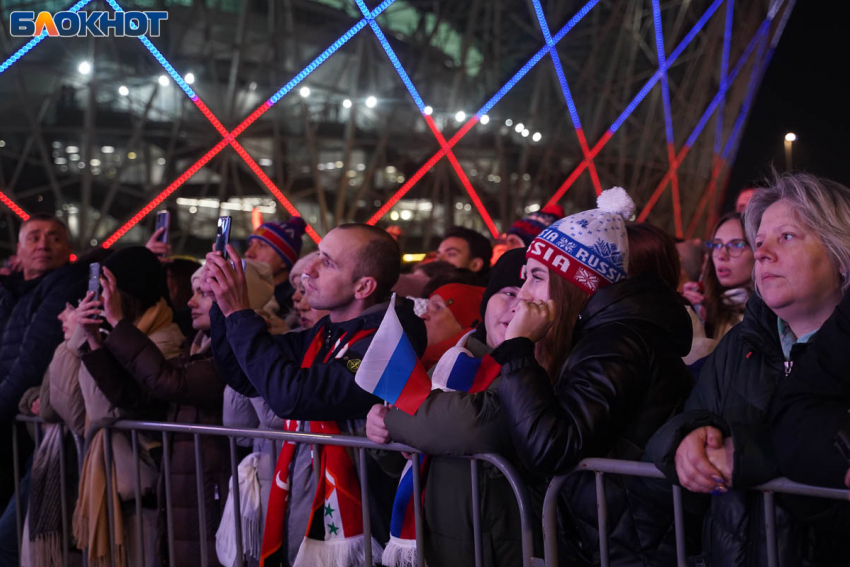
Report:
0,171,849,566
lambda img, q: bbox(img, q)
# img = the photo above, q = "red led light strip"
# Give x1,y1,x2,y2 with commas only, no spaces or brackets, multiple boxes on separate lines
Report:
102,99,316,247
420,115,499,238
0,190,29,221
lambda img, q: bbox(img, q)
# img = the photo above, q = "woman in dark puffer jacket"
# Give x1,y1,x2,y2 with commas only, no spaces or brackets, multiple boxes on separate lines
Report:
495,189,693,566
90,258,276,566
647,172,850,566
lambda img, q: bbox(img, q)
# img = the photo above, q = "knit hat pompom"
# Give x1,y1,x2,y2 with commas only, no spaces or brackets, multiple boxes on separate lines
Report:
596,186,636,220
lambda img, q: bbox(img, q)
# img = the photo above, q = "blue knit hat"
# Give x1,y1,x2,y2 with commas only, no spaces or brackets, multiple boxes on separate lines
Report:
248,217,306,268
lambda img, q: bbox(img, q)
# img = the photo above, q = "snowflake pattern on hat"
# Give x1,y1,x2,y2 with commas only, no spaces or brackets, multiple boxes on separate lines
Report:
574,268,599,291
592,239,624,267
557,237,577,253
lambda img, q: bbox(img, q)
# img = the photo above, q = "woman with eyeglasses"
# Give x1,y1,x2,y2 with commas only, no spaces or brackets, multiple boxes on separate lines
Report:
682,212,754,341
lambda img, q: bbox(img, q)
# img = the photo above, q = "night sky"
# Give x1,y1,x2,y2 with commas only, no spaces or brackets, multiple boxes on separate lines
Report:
725,1,850,210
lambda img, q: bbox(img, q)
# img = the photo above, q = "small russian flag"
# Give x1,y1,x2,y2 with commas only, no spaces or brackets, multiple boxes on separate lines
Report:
354,294,432,415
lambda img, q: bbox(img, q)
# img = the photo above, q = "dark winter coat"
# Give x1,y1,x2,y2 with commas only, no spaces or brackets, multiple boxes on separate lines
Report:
209,297,428,553
209,297,426,421
90,321,228,567
0,263,84,505
386,333,538,567
647,295,850,567
0,264,85,421
771,291,850,489
497,275,694,566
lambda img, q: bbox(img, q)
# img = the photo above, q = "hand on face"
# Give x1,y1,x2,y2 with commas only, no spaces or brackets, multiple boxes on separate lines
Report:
504,298,555,342
205,245,251,317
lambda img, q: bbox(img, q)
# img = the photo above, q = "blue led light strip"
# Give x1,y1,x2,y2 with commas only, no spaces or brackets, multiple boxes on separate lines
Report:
714,0,735,154
722,34,768,159
476,0,599,119
267,0,396,107
0,0,94,76
651,0,675,146
103,0,197,99
609,0,724,135
686,20,765,148
531,0,582,128
352,0,429,112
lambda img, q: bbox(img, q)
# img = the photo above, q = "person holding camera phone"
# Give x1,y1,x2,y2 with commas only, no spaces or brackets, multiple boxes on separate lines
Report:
204,223,426,566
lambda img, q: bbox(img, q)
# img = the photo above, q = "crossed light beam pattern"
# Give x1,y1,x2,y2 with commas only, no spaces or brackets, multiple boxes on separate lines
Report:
0,0,791,244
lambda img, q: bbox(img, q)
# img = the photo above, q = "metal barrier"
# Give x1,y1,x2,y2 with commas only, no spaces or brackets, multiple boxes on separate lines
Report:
542,458,850,567
12,416,540,567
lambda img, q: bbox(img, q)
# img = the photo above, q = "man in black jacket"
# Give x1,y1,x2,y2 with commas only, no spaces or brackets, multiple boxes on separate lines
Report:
0,213,81,565
0,213,76,420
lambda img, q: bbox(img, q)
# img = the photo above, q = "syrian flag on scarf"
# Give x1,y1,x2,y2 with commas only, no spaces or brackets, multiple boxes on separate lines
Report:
260,419,301,567
382,330,502,567
292,421,383,567
354,294,432,415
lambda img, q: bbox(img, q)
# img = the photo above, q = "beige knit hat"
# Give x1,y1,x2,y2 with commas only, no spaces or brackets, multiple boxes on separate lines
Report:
192,259,275,310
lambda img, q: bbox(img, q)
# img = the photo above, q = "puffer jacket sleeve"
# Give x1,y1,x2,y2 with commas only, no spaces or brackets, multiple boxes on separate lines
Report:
81,345,153,415
209,303,258,396
496,328,652,476
104,320,223,408
646,329,782,488
771,292,850,489
49,329,88,436
646,335,733,483
0,269,74,421
385,379,510,456
218,309,380,421
222,386,260,448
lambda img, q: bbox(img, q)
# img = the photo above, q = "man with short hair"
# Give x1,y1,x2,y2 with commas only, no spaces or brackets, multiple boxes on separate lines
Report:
0,214,78,419
436,226,493,284
205,223,426,564
244,217,307,314
0,214,82,531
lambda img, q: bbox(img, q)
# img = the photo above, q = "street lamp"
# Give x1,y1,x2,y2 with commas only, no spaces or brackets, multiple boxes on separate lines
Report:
784,132,797,170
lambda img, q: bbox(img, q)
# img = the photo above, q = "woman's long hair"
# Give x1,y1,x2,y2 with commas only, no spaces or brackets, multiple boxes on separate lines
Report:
703,212,750,338
536,273,590,380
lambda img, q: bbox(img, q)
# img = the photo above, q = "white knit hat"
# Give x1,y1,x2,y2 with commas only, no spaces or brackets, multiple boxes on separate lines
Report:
526,187,635,295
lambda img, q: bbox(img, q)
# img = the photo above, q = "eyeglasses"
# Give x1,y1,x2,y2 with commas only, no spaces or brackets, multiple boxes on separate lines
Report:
704,239,750,257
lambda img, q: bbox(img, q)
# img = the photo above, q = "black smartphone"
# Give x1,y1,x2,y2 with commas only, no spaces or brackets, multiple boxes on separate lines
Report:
216,216,232,260
88,262,101,302
155,210,170,248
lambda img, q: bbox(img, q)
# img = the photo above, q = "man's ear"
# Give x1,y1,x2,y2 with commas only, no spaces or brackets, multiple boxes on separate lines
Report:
353,276,378,301
469,258,485,273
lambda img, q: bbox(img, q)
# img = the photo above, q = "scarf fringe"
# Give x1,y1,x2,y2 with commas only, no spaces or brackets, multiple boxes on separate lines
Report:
292,535,384,567
382,535,421,567
31,532,63,567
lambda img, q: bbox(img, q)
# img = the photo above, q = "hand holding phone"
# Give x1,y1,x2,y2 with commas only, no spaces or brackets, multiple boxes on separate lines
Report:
88,263,101,302
215,216,232,260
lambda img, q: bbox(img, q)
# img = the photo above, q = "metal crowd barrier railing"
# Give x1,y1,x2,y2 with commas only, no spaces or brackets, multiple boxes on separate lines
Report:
543,458,850,567
14,414,850,567
12,416,539,567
